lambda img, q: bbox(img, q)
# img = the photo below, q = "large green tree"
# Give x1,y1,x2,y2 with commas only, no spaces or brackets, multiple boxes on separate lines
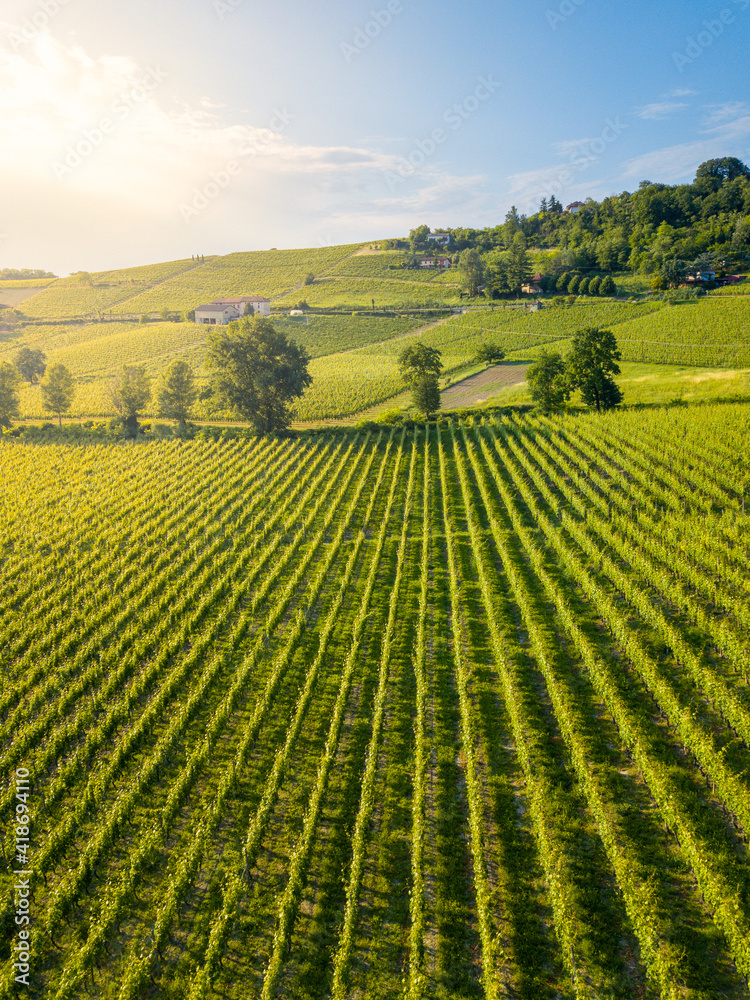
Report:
527,350,570,411
457,248,484,296
0,362,21,427
110,364,152,436
398,342,443,418
566,327,623,411
157,359,198,430
40,363,75,427
14,347,47,384
507,232,534,295
205,316,312,434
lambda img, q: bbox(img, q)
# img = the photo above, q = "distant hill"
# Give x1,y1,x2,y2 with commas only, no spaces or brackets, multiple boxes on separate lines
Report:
18,243,465,320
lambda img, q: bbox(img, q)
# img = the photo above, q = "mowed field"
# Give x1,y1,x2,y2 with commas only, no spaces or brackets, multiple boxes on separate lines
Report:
2,405,750,999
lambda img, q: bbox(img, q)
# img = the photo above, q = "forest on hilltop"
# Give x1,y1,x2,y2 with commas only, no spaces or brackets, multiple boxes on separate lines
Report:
404,157,750,281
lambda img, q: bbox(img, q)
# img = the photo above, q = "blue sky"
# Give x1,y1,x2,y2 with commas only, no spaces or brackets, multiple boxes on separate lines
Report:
1,0,748,273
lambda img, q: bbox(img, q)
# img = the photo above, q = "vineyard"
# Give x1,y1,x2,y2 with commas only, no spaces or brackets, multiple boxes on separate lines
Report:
2,403,750,999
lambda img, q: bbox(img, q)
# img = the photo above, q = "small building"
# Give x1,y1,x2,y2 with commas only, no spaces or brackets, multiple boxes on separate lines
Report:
521,273,543,294
427,232,451,245
217,296,271,317
420,256,452,269
195,302,242,325
565,201,585,214
194,295,271,325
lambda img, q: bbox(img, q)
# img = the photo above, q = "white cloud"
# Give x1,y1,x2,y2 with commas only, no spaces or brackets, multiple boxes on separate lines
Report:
0,29,492,272
635,101,689,120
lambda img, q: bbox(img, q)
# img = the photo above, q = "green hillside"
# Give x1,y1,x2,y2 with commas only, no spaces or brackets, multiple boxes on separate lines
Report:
17,244,466,319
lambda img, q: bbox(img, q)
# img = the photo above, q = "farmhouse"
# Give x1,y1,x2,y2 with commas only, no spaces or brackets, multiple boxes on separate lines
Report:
565,201,585,214
420,256,452,269
427,232,450,245
521,273,544,294
195,296,271,325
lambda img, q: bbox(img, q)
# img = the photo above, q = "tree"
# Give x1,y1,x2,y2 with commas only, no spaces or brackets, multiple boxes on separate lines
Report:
507,233,533,295
205,316,312,434
566,327,623,411
527,351,570,411
409,225,430,251
110,364,152,436
578,276,591,295
599,274,616,296
556,272,570,292
303,272,315,285
398,342,443,417
588,275,602,295
568,275,580,294
411,375,442,417
40,363,75,427
157,359,198,430
457,248,484,296
0,362,21,427
14,347,47,384
474,342,506,367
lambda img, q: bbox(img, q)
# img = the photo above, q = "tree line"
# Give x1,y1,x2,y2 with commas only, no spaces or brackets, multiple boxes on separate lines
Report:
404,157,750,295
0,317,312,435
1,317,624,434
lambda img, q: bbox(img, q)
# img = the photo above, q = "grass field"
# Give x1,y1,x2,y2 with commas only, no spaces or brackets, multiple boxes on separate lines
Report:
2,404,750,998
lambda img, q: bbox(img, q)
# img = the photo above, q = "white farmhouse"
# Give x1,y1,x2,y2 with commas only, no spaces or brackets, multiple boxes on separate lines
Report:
194,296,271,325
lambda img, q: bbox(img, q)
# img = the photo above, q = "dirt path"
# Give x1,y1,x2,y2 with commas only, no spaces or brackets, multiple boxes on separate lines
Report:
440,361,530,409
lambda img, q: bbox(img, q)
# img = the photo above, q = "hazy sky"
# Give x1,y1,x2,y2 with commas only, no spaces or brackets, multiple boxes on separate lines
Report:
1,0,749,274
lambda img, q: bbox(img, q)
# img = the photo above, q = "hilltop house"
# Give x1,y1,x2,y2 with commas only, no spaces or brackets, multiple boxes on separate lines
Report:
427,232,451,245
565,201,585,214
194,296,271,325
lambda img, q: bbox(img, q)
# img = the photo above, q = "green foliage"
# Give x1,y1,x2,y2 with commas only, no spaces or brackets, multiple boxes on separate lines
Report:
205,316,312,433
0,361,20,427
474,342,507,367
599,274,616,296
567,326,623,411
0,268,56,280
157,360,198,426
527,350,570,410
457,249,484,296
110,364,152,435
40,363,75,426
398,343,443,384
14,346,47,383
411,375,441,417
